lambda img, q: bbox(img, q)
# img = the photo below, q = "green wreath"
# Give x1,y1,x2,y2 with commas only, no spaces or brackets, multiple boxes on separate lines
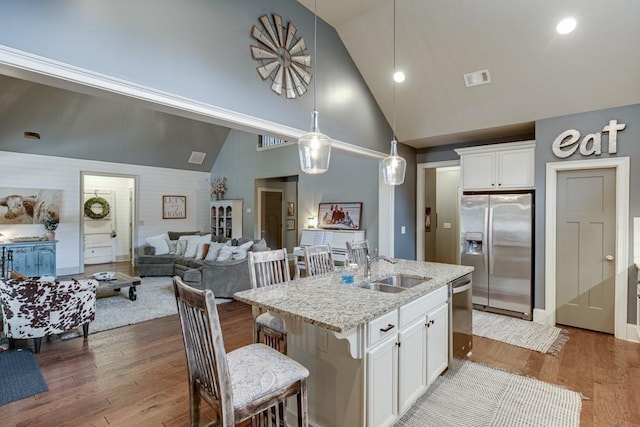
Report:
84,197,110,219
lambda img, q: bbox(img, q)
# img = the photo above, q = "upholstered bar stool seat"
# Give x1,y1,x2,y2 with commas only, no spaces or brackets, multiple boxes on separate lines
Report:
255,312,286,334
227,343,309,408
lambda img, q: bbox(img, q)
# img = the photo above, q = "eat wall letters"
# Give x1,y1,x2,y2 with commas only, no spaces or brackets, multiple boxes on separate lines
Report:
551,119,626,159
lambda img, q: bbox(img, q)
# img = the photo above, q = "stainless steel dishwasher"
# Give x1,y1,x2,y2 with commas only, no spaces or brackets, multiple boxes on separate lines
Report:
449,273,473,364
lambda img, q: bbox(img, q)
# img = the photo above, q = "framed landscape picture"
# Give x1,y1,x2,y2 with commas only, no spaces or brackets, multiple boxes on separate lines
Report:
163,195,186,219
317,202,362,230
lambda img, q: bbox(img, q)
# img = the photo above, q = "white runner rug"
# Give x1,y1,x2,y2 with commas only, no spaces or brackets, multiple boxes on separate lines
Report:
60,276,231,338
395,360,582,427
473,310,568,354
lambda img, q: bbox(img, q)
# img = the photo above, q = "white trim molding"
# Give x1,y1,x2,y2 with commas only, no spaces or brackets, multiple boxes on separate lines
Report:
416,160,460,261
545,157,630,340
0,44,386,160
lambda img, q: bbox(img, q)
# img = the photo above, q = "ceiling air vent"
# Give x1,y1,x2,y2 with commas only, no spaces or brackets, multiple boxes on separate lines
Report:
188,151,206,165
463,69,491,87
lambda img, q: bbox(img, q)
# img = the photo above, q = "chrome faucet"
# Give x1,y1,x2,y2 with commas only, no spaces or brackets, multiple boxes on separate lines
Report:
364,254,397,279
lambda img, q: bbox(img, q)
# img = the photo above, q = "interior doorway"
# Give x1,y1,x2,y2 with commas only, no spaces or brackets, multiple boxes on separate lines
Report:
259,189,283,249
417,162,461,263
81,173,137,271
545,157,629,340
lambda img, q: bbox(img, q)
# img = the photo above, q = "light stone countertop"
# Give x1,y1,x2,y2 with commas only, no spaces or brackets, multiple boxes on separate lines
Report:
234,259,473,333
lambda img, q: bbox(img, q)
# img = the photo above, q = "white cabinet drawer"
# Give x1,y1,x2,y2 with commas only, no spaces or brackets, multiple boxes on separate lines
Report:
368,309,399,348
399,286,447,328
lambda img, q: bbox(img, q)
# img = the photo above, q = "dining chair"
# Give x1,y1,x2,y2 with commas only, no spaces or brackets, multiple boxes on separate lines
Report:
173,276,309,427
247,248,291,353
346,240,369,266
303,244,335,276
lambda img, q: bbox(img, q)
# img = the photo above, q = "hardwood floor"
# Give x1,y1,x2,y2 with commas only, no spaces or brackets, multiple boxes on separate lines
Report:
2,262,639,426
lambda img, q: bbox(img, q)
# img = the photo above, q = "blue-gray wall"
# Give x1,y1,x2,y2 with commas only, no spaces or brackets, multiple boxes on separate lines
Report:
0,0,392,154
0,0,418,257
535,103,640,323
213,129,381,251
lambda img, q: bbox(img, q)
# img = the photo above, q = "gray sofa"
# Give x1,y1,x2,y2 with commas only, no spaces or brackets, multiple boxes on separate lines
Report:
138,232,266,298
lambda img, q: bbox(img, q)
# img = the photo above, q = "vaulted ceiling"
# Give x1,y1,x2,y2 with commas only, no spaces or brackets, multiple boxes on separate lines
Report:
297,0,640,148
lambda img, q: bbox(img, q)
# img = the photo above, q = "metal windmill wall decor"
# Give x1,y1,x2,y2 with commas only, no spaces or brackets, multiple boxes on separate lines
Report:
250,13,312,99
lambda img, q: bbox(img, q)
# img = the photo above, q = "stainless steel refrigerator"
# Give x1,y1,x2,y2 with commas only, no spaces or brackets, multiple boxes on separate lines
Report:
460,192,533,319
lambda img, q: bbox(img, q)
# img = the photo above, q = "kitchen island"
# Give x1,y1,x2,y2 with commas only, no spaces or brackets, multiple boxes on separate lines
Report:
235,259,472,427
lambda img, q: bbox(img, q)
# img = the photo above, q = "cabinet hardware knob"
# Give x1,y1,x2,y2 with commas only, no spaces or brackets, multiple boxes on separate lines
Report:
380,324,395,332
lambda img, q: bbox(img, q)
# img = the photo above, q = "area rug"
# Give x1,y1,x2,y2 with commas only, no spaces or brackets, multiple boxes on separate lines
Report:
60,276,231,338
0,349,48,406
395,360,581,427
473,310,568,354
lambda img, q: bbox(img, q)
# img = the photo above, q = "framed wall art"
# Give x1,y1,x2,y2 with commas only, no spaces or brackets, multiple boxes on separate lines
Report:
0,188,62,225
287,202,295,217
163,195,186,219
317,202,362,230
287,218,296,230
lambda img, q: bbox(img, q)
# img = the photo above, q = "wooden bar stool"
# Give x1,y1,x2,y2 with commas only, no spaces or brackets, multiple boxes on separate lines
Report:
303,244,335,276
346,240,369,266
247,249,291,354
173,276,309,427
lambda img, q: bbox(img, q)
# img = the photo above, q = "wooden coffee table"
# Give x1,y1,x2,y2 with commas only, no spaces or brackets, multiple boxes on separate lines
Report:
85,272,142,301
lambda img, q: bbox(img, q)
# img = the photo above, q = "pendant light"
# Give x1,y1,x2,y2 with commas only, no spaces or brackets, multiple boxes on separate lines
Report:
298,0,331,174
381,0,407,185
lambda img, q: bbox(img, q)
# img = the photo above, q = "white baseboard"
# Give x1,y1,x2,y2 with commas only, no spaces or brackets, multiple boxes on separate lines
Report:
532,308,551,325
534,308,639,343
626,323,640,343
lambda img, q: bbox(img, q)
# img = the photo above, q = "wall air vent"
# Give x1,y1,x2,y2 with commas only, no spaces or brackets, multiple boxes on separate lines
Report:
188,151,206,165
463,69,491,87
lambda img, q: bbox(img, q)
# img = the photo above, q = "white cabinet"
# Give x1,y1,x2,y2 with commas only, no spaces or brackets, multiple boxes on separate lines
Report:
367,333,398,427
398,318,427,413
366,286,449,427
426,302,449,386
455,141,535,191
210,200,242,239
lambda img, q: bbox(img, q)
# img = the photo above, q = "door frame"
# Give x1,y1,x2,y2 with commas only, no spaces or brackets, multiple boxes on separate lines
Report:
256,186,284,248
80,171,139,273
545,157,629,339
416,160,460,261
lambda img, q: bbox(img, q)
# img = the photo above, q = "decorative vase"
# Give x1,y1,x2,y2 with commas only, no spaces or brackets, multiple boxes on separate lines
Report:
45,231,56,241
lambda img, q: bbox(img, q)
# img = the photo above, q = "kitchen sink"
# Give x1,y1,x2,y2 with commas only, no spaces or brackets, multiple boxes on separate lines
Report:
376,274,430,288
357,283,407,293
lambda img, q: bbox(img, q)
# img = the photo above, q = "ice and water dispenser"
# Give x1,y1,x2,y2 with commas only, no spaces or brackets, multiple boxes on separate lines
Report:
464,232,484,254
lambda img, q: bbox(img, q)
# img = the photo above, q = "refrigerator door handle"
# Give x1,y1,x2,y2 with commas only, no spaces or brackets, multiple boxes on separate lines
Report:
488,207,494,274
483,207,489,273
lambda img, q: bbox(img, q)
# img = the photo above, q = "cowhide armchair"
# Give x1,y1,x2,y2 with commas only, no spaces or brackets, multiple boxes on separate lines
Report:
0,277,98,353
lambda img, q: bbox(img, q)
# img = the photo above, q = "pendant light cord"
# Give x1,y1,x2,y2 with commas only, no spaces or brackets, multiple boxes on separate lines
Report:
392,0,397,142
313,0,318,114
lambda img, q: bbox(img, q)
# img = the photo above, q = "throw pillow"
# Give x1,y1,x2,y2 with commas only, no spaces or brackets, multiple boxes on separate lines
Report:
204,242,227,262
194,234,212,260
166,239,178,254
201,243,210,260
183,238,200,258
238,240,254,251
177,234,200,256
216,245,234,262
252,238,268,252
146,233,170,255
232,248,248,260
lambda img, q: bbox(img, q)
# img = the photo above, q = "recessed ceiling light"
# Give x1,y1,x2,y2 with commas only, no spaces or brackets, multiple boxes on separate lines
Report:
393,71,405,83
556,17,577,35
23,131,41,140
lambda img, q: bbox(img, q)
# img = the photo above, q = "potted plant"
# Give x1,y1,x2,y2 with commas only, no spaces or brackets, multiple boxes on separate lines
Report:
42,213,59,240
